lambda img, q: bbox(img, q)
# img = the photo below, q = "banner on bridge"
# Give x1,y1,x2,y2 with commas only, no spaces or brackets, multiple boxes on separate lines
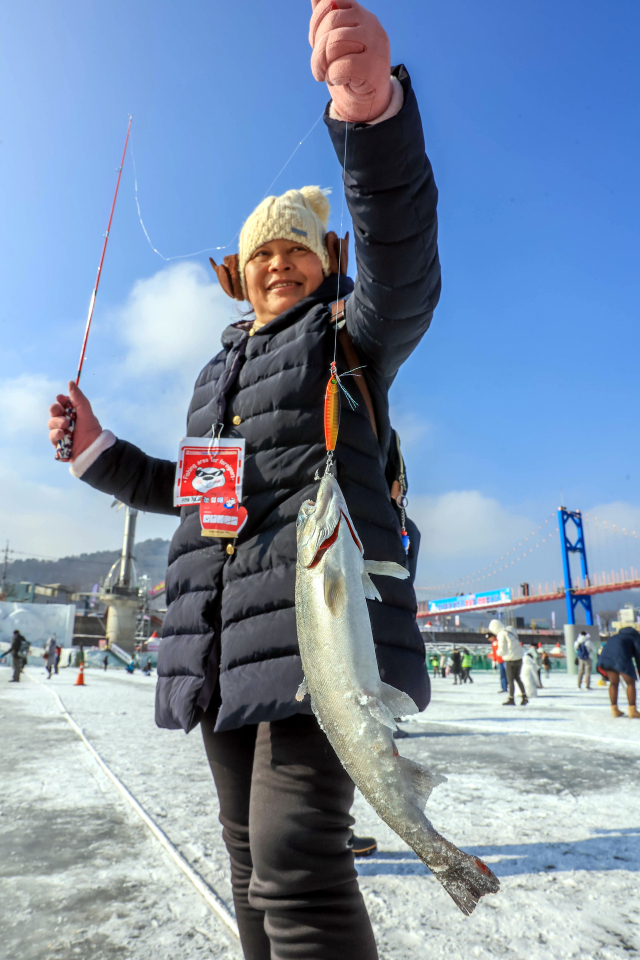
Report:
427,587,511,614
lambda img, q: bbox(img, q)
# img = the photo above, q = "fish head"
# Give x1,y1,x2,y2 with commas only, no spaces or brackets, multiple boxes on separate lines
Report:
296,474,362,568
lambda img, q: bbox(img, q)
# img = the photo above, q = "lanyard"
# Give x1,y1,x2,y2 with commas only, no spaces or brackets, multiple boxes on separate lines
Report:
211,334,249,438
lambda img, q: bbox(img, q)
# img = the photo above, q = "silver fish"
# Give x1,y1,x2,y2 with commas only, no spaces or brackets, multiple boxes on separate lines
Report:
295,474,500,915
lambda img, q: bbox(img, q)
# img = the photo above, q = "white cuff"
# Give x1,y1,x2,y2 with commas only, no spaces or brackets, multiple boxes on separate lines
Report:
329,76,404,125
69,429,117,479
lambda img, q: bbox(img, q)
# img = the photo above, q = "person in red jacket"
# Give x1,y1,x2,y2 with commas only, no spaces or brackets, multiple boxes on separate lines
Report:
489,636,508,693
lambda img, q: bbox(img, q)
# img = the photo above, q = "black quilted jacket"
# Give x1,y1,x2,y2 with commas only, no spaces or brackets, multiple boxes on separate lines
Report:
81,67,441,734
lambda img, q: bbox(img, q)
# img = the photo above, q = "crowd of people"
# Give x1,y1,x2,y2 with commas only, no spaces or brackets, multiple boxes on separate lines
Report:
430,647,474,683
425,618,640,719
0,631,62,681
5,623,638,721
428,623,536,703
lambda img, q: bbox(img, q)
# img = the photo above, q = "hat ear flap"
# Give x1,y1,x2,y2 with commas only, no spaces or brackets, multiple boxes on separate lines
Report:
326,231,349,276
223,254,246,301
209,255,245,301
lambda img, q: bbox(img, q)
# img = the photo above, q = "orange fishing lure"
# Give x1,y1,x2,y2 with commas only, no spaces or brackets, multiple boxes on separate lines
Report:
324,361,340,452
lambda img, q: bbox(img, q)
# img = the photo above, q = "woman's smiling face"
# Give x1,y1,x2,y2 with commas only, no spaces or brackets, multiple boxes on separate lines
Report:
244,238,325,326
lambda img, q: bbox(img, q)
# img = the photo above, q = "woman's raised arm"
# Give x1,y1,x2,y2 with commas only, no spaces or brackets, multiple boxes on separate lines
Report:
310,1,441,382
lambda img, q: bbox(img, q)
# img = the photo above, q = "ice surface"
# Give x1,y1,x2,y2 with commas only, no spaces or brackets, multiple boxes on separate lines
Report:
354,671,640,958
0,667,238,960
1,665,638,959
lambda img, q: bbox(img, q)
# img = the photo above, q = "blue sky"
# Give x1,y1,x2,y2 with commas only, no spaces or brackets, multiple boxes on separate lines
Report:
1,0,639,602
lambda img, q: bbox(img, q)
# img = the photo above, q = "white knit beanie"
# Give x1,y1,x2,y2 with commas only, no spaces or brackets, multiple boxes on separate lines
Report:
238,186,331,296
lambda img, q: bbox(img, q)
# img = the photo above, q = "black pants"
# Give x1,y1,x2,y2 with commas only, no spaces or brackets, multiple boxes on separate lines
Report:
201,712,378,960
11,654,22,682
506,659,526,698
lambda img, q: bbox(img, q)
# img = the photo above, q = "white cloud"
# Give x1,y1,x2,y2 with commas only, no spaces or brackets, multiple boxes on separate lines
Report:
409,490,562,596
584,501,640,532
73,262,239,455
0,460,178,559
1,374,60,440
411,493,640,599
411,490,533,559
0,263,232,558
118,261,233,382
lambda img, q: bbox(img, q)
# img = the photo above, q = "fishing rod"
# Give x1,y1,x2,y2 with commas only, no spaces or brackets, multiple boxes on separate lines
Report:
55,115,132,462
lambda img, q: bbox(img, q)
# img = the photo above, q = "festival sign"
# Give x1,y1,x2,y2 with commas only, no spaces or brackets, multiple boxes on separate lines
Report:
427,588,512,615
174,437,247,538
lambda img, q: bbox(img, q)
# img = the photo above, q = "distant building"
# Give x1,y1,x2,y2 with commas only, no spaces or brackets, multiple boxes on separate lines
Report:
1,581,74,604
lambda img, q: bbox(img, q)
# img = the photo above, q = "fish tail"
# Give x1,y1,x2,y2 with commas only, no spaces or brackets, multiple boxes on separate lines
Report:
398,759,500,913
397,757,499,913
417,838,500,916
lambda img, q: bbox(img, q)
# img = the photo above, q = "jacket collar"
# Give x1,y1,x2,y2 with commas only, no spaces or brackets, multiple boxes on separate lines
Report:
221,273,354,348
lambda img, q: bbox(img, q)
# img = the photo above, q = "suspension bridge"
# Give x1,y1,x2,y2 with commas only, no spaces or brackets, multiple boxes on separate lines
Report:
416,506,640,625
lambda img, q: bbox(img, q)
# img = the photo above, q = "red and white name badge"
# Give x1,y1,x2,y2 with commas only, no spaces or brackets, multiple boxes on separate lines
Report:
174,438,248,539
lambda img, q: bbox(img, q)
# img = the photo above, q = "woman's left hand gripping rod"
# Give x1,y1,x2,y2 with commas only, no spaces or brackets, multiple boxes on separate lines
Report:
55,401,77,461
49,381,103,464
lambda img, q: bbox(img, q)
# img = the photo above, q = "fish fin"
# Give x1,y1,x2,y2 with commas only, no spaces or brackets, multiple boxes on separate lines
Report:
399,755,447,806
361,569,382,602
363,695,397,731
324,556,347,618
295,678,309,702
379,681,420,719
364,560,410,580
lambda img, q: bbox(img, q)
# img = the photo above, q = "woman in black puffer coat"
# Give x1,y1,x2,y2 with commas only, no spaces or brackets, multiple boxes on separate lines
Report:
48,5,440,957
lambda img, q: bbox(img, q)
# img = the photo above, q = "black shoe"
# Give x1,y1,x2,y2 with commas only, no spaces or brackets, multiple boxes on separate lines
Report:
520,696,528,706
393,727,410,739
503,697,515,705
348,833,377,857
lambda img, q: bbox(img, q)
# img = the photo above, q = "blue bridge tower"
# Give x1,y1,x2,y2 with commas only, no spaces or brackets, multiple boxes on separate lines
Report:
558,507,594,626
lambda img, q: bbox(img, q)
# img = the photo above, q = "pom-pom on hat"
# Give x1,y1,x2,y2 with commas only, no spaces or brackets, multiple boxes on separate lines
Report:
238,186,331,296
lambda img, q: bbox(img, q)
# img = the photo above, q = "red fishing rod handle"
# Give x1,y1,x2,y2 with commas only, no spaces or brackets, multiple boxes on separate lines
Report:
54,402,76,462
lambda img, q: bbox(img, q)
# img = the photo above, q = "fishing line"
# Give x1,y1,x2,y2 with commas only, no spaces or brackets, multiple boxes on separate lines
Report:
333,106,349,365
131,111,325,263
320,107,352,479
258,111,325,203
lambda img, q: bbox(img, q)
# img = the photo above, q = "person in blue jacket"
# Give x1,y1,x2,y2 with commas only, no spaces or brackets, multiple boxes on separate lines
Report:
597,626,640,718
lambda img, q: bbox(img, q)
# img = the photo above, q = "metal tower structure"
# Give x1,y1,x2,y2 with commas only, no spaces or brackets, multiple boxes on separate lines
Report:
116,507,138,592
558,507,594,626
100,506,140,652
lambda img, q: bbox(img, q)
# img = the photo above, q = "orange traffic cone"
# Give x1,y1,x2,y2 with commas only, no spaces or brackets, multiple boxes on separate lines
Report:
75,662,85,686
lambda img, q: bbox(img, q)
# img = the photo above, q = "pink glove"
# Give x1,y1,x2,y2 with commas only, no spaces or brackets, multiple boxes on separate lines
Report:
309,0,393,123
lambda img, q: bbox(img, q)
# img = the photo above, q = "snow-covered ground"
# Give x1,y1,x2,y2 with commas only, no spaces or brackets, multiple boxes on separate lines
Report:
0,664,638,959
